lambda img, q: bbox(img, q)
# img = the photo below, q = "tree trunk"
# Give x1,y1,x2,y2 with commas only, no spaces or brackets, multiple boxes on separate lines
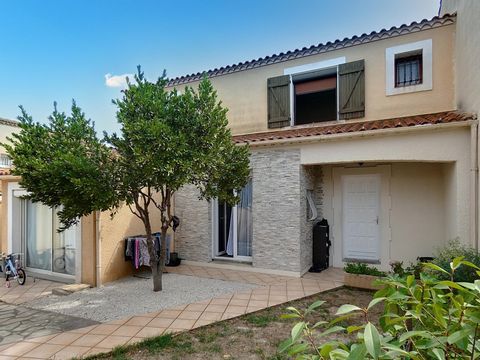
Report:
157,221,169,291
144,212,163,292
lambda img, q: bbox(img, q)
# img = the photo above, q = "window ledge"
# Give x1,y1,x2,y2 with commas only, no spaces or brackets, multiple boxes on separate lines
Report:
387,83,432,96
213,257,253,265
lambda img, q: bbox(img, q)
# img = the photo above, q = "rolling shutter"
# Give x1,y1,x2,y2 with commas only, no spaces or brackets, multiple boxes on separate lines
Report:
338,60,365,120
267,75,291,129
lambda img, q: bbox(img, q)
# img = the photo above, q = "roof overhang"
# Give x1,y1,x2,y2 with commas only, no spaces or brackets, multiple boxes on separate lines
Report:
233,111,477,147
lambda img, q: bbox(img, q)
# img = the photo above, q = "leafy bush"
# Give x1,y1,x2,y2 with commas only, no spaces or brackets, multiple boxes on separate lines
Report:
432,239,480,282
281,257,480,359
344,263,387,277
389,260,424,279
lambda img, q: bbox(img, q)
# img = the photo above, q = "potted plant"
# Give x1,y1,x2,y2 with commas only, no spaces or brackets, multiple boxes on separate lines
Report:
343,262,387,290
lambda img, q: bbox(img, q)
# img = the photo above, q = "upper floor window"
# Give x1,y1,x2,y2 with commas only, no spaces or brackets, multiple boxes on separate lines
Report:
0,154,12,168
395,51,422,87
386,39,432,96
294,71,337,125
267,58,365,129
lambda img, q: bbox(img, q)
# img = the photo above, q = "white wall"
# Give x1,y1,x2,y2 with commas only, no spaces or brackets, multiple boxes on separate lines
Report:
322,162,449,269
300,126,472,246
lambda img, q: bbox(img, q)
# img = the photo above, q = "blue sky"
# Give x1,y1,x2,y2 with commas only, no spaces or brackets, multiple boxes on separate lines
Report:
0,0,439,134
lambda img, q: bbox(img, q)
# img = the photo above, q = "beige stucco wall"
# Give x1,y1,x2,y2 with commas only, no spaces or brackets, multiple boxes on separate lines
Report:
170,23,455,135
441,1,480,116
0,178,15,254
441,0,480,249
97,197,163,285
0,122,19,155
80,214,97,286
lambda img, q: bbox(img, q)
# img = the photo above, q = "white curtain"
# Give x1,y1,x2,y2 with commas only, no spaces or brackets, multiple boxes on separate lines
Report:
26,200,52,271
237,178,253,256
225,178,253,257
226,213,234,256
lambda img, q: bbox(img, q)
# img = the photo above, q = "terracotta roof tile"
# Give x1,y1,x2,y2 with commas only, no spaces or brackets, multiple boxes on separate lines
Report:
232,111,476,145
0,168,11,176
0,117,19,127
168,14,455,86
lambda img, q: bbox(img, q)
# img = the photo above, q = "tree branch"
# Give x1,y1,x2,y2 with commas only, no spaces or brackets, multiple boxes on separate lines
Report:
127,203,143,220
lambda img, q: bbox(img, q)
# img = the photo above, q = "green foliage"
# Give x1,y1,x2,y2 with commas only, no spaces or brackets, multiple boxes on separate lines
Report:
389,260,424,279
281,258,480,359
344,263,387,277
4,67,250,233
3,102,119,230
107,68,250,212
431,239,480,282
3,66,250,291
245,312,277,327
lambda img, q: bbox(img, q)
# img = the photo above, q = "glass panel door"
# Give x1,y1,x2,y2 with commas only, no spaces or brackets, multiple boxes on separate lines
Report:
53,212,76,275
215,179,253,259
26,201,53,271
23,199,77,277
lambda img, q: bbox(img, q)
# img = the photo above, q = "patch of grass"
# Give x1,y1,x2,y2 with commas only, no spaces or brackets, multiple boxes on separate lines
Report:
206,343,222,353
140,333,176,353
245,313,277,327
195,328,220,343
254,347,288,360
111,346,130,360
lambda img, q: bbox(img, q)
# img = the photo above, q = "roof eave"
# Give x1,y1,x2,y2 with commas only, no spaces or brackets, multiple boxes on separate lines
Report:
168,14,456,87
236,119,476,147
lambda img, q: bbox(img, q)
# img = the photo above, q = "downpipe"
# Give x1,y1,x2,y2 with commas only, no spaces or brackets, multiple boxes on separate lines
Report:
470,122,479,250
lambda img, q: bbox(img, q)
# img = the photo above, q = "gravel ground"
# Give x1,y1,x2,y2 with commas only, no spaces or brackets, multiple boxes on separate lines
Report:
24,273,257,322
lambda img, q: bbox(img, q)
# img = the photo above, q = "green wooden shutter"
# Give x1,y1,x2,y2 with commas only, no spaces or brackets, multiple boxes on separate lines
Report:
267,75,291,129
338,60,365,120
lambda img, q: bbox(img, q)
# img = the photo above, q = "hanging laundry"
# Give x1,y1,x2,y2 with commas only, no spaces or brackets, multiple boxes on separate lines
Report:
124,233,171,269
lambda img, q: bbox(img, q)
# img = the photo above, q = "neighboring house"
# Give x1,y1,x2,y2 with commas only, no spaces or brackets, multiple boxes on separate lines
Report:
440,0,480,244
0,118,19,245
1,7,479,286
0,117,162,286
0,118,18,172
170,11,479,276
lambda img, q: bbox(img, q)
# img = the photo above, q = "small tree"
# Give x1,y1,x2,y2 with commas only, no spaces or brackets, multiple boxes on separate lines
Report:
4,67,250,291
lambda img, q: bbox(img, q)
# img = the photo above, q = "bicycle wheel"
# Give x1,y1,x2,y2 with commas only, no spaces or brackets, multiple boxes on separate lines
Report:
16,269,26,285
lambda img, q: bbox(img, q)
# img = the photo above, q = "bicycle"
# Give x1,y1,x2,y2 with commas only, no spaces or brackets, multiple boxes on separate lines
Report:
1,253,26,286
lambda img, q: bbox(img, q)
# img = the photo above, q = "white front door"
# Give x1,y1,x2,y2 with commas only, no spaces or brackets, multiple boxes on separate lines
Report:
342,174,380,262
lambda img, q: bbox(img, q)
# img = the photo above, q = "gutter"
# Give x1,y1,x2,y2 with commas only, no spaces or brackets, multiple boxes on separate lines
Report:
471,122,479,249
95,211,101,287
237,120,477,148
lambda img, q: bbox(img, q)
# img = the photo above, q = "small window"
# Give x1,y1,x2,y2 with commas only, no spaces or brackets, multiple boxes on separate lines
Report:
395,52,422,87
385,39,432,96
294,73,337,125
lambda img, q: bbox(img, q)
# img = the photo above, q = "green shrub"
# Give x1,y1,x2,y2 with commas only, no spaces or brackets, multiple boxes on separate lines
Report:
281,257,480,359
432,239,480,282
344,262,387,277
390,260,424,279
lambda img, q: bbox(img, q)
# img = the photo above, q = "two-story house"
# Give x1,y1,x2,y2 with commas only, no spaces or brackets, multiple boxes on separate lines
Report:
1,9,478,286
171,12,478,276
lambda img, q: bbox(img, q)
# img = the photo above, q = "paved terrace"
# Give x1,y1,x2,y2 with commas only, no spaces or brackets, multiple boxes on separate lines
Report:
0,264,344,359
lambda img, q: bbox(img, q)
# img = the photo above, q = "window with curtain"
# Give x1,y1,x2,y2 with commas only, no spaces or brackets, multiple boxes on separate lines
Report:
225,178,253,258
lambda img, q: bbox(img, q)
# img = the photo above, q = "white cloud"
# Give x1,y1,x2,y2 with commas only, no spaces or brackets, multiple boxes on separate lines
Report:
104,73,133,88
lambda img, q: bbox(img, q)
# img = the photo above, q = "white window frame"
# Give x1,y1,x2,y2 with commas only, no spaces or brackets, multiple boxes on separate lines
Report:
385,39,432,96
284,57,346,126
